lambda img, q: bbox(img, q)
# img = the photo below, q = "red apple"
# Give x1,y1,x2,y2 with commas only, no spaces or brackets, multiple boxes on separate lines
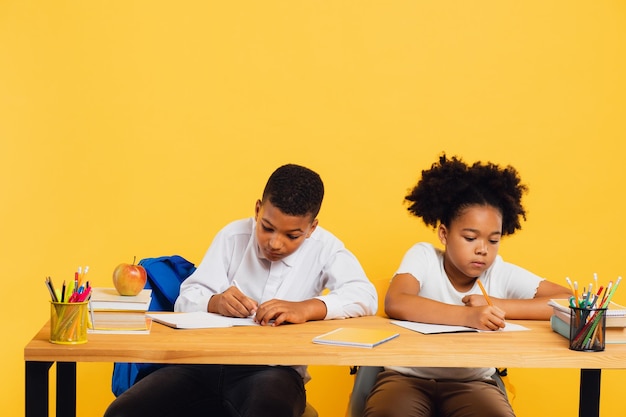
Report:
112,258,147,296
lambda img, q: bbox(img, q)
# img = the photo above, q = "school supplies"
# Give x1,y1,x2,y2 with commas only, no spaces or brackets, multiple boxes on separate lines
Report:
561,274,622,310
146,312,258,329
476,279,493,306
112,255,196,397
88,311,152,335
556,275,623,351
550,315,626,344
50,301,89,344
569,306,607,351
45,270,92,344
313,327,399,348
89,287,152,311
86,287,152,334
390,320,529,334
45,273,93,304
550,274,625,325
139,255,197,311
549,298,626,327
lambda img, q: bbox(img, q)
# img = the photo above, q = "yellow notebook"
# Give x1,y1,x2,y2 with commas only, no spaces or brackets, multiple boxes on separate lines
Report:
312,327,399,348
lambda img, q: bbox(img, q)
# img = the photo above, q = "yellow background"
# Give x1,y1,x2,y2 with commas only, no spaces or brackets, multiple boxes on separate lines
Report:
2,1,625,416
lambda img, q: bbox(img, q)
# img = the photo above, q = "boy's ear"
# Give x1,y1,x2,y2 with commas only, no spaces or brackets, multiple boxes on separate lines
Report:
254,199,262,219
438,224,448,245
306,218,319,238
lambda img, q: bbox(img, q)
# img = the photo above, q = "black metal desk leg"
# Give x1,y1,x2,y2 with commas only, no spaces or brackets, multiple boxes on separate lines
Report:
25,361,53,417
57,362,77,417
579,369,601,417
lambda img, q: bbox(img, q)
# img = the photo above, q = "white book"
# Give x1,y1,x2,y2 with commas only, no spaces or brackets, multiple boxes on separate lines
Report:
89,311,150,331
88,315,152,335
552,306,626,328
89,287,152,311
548,298,626,316
146,312,258,329
390,320,529,334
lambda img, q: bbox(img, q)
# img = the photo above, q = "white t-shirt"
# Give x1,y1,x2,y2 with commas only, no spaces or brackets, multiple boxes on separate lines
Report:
386,242,543,381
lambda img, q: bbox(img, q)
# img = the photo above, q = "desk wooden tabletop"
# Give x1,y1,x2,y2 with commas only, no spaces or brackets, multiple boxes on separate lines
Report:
24,316,626,369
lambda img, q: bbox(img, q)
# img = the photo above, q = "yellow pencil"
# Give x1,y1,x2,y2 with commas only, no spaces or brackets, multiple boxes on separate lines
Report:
477,279,493,306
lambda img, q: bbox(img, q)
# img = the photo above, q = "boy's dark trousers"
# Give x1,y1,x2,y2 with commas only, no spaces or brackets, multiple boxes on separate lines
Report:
104,364,306,417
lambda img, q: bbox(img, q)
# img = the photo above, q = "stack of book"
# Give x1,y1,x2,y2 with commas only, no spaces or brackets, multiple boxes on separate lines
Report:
88,287,153,334
548,298,626,344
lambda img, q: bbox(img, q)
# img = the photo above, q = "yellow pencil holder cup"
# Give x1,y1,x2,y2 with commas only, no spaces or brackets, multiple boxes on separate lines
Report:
50,301,88,344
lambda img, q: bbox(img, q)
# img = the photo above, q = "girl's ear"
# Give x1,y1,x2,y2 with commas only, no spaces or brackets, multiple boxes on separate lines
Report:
438,224,448,245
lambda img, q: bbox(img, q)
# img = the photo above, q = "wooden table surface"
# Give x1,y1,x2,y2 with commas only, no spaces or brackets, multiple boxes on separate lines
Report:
24,315,626,369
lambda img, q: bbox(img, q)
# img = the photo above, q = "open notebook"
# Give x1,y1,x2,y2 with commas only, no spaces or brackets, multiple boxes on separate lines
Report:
146,312,258,329
390,320,529,334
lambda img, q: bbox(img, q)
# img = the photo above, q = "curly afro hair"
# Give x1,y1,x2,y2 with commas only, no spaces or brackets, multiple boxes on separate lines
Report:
404,153,528,236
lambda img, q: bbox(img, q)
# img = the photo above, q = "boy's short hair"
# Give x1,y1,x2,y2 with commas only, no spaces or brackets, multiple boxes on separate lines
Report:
262,164,324,219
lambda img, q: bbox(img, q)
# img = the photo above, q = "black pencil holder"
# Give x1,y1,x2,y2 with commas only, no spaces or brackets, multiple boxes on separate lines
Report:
569,307,607,352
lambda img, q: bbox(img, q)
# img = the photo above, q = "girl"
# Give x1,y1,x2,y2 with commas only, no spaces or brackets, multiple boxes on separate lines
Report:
363,154,572,417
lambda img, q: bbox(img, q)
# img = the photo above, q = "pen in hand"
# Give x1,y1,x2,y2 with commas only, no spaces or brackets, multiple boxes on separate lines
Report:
476,278,507,331
231,280,257,317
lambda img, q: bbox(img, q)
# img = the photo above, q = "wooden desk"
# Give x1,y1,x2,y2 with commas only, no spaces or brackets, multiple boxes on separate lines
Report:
24,316,626,417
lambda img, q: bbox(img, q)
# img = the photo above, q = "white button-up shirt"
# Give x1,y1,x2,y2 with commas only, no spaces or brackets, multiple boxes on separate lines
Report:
175,217,377,319
174,218,378,382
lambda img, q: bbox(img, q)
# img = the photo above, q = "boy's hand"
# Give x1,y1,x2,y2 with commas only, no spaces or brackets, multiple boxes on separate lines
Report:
209,286,258,318
467,305,506,331
255,298,327,326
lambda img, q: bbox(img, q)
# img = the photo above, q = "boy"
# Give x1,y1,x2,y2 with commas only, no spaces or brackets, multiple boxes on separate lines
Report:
104,163,378,417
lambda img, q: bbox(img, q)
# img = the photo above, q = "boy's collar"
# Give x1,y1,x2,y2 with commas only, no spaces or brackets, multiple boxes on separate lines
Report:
254,242,298,267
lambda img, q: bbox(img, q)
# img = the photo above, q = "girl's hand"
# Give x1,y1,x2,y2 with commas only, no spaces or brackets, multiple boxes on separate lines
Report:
467,305,506,331
462,293,491,307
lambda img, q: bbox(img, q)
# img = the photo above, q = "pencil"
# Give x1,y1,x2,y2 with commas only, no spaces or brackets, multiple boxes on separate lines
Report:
477,279,493,306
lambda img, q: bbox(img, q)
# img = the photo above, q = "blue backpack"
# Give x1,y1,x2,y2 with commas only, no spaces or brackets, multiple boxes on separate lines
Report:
111,255,196,397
